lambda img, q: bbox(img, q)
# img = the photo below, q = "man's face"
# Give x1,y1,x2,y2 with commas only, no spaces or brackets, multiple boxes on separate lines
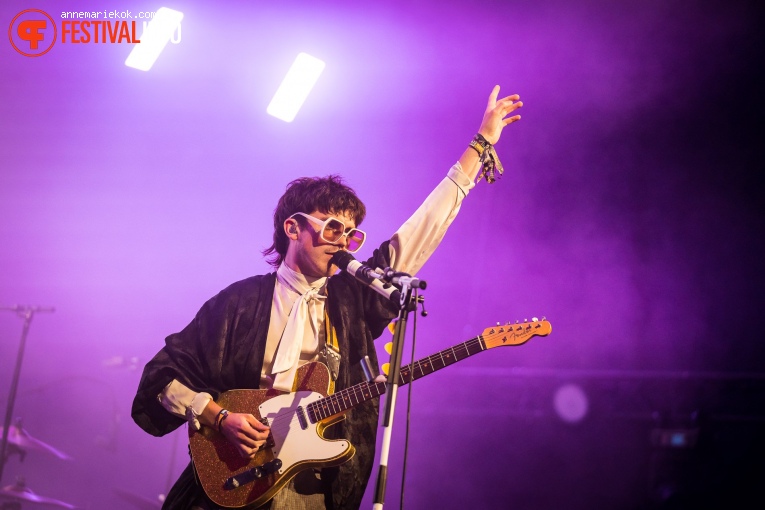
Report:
284,209,357,278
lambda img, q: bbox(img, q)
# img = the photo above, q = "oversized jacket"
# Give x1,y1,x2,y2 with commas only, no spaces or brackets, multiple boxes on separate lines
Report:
131,242,398,509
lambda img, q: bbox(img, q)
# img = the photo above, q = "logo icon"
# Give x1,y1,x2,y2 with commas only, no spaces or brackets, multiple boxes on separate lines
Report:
9,9,57,57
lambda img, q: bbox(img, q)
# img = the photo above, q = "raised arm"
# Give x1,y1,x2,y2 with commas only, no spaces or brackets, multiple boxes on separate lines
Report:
390,85,523,274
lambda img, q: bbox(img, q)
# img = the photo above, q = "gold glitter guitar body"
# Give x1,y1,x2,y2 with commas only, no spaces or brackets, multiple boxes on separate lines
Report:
189,319,552,509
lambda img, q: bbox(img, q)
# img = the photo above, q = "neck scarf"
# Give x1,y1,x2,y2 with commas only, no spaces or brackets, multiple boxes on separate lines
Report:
271,264,328,391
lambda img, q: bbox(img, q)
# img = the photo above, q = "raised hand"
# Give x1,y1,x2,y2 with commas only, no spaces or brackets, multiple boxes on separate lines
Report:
477,85,523,145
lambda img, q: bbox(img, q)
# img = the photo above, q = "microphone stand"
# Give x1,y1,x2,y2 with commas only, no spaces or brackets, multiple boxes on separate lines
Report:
0,305,55,484
372,271,425,510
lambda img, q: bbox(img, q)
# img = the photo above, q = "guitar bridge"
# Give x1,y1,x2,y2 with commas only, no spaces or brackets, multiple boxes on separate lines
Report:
260,418,276,449
223,458,283,490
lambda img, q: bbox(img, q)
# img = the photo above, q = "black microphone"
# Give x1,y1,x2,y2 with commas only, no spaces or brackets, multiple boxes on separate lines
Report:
331,251,401,304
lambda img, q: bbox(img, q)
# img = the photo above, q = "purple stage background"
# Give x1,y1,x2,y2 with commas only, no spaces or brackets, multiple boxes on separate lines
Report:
2,0,763,508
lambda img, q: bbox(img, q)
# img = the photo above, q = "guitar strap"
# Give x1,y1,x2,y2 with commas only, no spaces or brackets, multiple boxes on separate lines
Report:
321,301,340,395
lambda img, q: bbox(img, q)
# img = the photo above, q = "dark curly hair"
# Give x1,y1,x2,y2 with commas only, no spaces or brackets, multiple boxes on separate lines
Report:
263,175,366,268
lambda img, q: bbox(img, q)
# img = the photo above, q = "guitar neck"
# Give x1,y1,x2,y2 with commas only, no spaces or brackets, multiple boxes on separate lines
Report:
307,336,486,423
398,335,486,384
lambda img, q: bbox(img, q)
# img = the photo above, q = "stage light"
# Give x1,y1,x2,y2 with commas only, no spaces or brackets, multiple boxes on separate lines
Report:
125,7,183,71
267,53,326,122
553,383,589,423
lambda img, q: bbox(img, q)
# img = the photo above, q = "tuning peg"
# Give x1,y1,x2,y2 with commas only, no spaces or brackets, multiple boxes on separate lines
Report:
384,342,393,355
524,318,528,323
381,362,390,376
496,322,501,326
532,317,538,322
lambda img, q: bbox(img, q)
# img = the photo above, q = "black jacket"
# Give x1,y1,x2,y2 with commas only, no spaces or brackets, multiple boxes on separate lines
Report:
132,242,398,509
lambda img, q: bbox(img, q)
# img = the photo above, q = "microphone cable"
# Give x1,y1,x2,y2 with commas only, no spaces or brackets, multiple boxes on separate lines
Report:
399,288,421,510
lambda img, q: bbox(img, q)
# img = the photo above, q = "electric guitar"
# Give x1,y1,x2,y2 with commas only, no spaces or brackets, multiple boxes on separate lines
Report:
189,318,552,508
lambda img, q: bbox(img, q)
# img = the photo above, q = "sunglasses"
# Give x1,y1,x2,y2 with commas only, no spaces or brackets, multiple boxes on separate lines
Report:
290,212,367,253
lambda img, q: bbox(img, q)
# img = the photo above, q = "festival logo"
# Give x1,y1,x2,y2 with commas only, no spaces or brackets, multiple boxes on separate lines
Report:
9,9,57,57
8,9,167,58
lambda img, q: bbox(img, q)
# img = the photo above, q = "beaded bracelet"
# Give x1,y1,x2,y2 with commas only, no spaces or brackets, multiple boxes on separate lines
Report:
469,133,504,184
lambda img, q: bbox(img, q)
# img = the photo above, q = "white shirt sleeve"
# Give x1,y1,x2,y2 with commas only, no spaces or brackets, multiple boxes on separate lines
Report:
157,380,212,430
388,162,474,275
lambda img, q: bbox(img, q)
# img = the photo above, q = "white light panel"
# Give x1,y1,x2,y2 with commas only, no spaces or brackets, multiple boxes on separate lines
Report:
125,7,184,71
267,53,326,122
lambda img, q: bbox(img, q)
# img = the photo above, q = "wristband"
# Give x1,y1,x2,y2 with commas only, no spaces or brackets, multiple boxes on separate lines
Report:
215,409,229,432
470,133,504,184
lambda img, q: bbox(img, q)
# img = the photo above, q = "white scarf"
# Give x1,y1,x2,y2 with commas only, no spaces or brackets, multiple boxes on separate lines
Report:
270,264,328,391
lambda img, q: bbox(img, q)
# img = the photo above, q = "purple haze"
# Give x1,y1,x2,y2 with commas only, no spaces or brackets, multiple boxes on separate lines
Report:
1,0,763,508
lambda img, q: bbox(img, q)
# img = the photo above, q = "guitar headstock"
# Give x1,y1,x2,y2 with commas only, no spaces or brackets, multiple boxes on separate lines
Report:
481,317,552,349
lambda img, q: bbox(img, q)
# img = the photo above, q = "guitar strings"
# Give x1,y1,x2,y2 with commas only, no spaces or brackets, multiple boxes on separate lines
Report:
265,381,383,432
264,337,485,431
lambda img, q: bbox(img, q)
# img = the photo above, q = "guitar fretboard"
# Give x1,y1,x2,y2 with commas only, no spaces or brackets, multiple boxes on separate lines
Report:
306,336,486,422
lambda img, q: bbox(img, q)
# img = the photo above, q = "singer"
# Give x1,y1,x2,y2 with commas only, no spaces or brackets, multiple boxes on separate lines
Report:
132,86,523,510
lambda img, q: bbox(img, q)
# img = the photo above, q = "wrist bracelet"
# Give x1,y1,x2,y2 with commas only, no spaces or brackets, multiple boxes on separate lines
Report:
218,411,230,432
470,133,504,184
215,408,229,431
469,139,485,156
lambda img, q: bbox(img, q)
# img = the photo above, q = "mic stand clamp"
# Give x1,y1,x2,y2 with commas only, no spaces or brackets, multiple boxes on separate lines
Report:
371,272,425,510
380,268,427,304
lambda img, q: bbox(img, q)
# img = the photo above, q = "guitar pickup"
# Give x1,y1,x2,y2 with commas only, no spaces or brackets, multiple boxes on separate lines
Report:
296,406,308,430
223,458,283,490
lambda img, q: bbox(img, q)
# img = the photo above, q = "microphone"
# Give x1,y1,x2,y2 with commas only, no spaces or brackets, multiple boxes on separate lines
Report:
331,251,401,304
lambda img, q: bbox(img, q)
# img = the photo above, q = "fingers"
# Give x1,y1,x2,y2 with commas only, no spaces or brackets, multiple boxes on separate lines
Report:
498,94,520,104
498,98,523,122
237,439,267,459
497,96,522,113
228,423,260,447
488,92,522,126
246,415,271,433
238,416,270,443
221,413,271,459
486,85,500,109
237,443,262,459
503,114,522,125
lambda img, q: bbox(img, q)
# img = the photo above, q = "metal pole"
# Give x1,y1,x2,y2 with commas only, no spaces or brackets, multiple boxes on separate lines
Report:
0,305,54,484
372,283,417,510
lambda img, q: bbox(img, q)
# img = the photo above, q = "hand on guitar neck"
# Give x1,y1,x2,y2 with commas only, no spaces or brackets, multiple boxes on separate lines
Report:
200,400,271,459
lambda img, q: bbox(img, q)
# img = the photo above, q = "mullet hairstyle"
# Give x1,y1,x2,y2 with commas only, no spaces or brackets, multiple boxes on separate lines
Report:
263,175,367,268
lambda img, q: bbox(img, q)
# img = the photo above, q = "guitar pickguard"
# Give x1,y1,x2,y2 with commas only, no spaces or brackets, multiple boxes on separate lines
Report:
259,390,350,475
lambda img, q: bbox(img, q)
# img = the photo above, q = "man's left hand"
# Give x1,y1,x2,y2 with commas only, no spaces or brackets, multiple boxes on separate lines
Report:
478,85,523,145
